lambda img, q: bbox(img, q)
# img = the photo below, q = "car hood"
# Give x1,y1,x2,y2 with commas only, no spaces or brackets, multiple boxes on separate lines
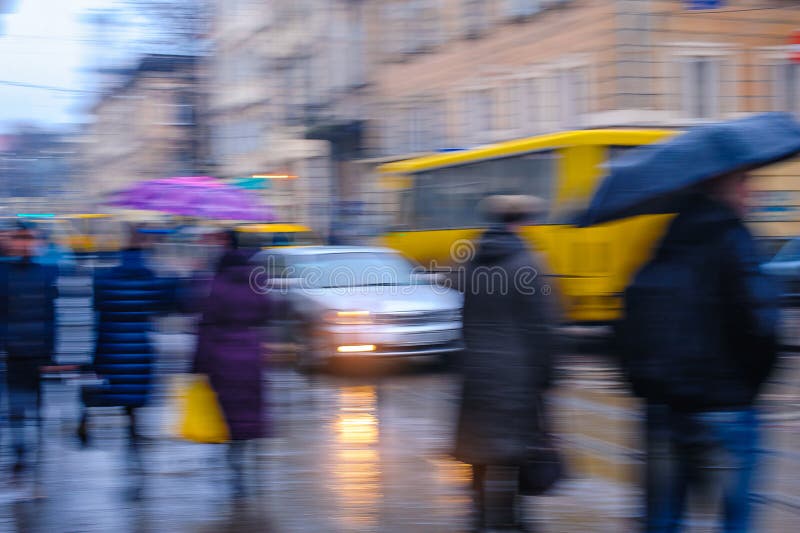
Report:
299,284,462,313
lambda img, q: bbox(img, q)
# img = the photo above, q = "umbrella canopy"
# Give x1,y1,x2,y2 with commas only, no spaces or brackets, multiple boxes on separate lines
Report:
578,113,800,227
108,176,275,222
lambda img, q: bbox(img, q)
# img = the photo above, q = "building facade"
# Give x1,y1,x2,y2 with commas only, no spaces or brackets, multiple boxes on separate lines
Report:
80,54,203,199
201,1,800,236
369,0,800,153
205,0,375,238
0,126,77,215
364,0,800,237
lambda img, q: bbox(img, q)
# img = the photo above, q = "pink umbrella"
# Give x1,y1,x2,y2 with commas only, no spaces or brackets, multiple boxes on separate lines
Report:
108,176,275,221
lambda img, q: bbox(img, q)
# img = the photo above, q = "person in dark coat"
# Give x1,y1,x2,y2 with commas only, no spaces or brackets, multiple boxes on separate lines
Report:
78,228,174,448
454,195,559,532
0,224,58,474
193,244,270,496
618,174,780,532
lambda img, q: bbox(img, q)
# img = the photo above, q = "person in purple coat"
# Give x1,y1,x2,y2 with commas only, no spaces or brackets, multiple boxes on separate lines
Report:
192,243,271,496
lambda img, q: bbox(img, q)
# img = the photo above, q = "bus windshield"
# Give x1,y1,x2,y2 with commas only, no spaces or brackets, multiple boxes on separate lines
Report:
411,151,557,229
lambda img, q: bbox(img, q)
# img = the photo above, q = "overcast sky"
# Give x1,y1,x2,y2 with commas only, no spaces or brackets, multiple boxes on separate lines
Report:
0,0,138,132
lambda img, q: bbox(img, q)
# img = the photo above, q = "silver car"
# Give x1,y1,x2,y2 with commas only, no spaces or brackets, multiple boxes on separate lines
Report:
251,246,463,369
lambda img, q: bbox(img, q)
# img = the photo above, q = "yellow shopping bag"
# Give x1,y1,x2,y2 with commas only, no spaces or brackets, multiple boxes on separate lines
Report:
173,374,230,444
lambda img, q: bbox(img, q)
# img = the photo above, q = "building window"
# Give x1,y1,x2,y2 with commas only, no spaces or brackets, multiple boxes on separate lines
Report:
774,61,800,116
559,67,588,129
429,99,446,148
347,2,367,86
310,52,329,105
212,120,265,159
174,93,195,126
381,2,407,58
505,0,540,19
287,58,311,123
155,95,195,127
408,0,442,52
465,89,492,141
524,78,541,133
680,56,720,119
493,85,515,132
383,111,400,155
402,100,443,153
462,0,487,39
407,107,421,152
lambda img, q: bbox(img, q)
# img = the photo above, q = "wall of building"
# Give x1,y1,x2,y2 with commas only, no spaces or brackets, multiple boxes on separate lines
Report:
205,0,357,236
643,0,800,119
81,57,200,199
366,0,800,159
367,0,617,155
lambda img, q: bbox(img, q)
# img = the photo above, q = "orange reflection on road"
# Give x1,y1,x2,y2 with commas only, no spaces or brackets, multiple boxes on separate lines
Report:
331,385,382,530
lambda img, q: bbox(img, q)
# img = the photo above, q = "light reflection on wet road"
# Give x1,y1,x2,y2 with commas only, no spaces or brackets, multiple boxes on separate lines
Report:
1,285,799,532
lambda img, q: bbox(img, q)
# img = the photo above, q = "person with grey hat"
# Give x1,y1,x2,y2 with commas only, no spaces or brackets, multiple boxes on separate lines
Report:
453,195,561,532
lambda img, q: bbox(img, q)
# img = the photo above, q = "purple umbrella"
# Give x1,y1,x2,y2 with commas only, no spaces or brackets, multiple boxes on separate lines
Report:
108,176,275,221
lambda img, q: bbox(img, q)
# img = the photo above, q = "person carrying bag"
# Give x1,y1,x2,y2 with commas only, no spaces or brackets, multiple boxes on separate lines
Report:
453,195,563,532
191,235,272,498
173,374,230,444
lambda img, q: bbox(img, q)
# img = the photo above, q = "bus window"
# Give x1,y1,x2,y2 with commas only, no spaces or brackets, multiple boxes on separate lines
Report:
607,145,637,162
415,166,485,230
412,151,557,229
272,233,291,246
397,188,414,230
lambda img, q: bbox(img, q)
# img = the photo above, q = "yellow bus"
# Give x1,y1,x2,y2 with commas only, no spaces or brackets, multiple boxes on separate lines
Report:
377,129,680,323
62,214,123,254
234,223,320,248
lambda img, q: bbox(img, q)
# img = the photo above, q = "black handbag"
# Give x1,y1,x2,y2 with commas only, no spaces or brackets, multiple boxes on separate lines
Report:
518,399,565,496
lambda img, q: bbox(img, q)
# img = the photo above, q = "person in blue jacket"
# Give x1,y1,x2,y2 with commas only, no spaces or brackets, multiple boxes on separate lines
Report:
0,223,58,475
78,226,174,453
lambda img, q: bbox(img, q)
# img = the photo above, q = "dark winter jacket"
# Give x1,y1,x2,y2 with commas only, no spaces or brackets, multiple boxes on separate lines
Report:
193,249,271,440
0,258,58,363
90,249,174,408
454,227,559,465
620,195,780,410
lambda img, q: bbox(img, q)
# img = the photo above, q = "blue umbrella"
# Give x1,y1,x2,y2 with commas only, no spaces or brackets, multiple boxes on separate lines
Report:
578,113,800,227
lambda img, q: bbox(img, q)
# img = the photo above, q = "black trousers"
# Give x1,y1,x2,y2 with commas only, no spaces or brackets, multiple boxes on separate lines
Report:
472,464,521,529
5,359,45,464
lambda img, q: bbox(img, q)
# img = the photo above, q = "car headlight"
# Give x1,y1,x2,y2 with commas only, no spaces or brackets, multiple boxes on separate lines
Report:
325,310,373,325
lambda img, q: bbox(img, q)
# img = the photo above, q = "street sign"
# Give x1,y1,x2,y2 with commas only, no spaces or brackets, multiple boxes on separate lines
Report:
230,177,271,190
791,31,800,63
686,0,723,9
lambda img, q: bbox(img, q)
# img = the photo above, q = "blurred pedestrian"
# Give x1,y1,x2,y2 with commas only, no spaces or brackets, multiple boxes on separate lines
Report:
193,233,271,498
0,224,13,260
176,229,235,315
618,173,781,532
78,225,174,494
0,224,58,477
454,195,559,532
35,229,76,272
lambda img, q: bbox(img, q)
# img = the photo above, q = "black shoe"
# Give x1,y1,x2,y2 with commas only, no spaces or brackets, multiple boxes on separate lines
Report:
76,420,89,447
12,460,25,477
125,485,143,502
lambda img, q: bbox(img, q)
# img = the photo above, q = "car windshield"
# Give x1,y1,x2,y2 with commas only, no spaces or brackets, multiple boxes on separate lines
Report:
773,239,800,262
290,252,418,288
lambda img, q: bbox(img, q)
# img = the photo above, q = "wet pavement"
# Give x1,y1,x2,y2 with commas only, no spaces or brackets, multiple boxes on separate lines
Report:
0,272,797,531
0,350,796,532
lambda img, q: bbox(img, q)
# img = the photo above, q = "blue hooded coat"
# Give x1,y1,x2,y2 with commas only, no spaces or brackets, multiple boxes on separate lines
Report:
87,249,174,408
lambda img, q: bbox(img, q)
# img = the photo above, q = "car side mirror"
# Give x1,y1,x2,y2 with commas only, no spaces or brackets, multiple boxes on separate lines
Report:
262,277,302,293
